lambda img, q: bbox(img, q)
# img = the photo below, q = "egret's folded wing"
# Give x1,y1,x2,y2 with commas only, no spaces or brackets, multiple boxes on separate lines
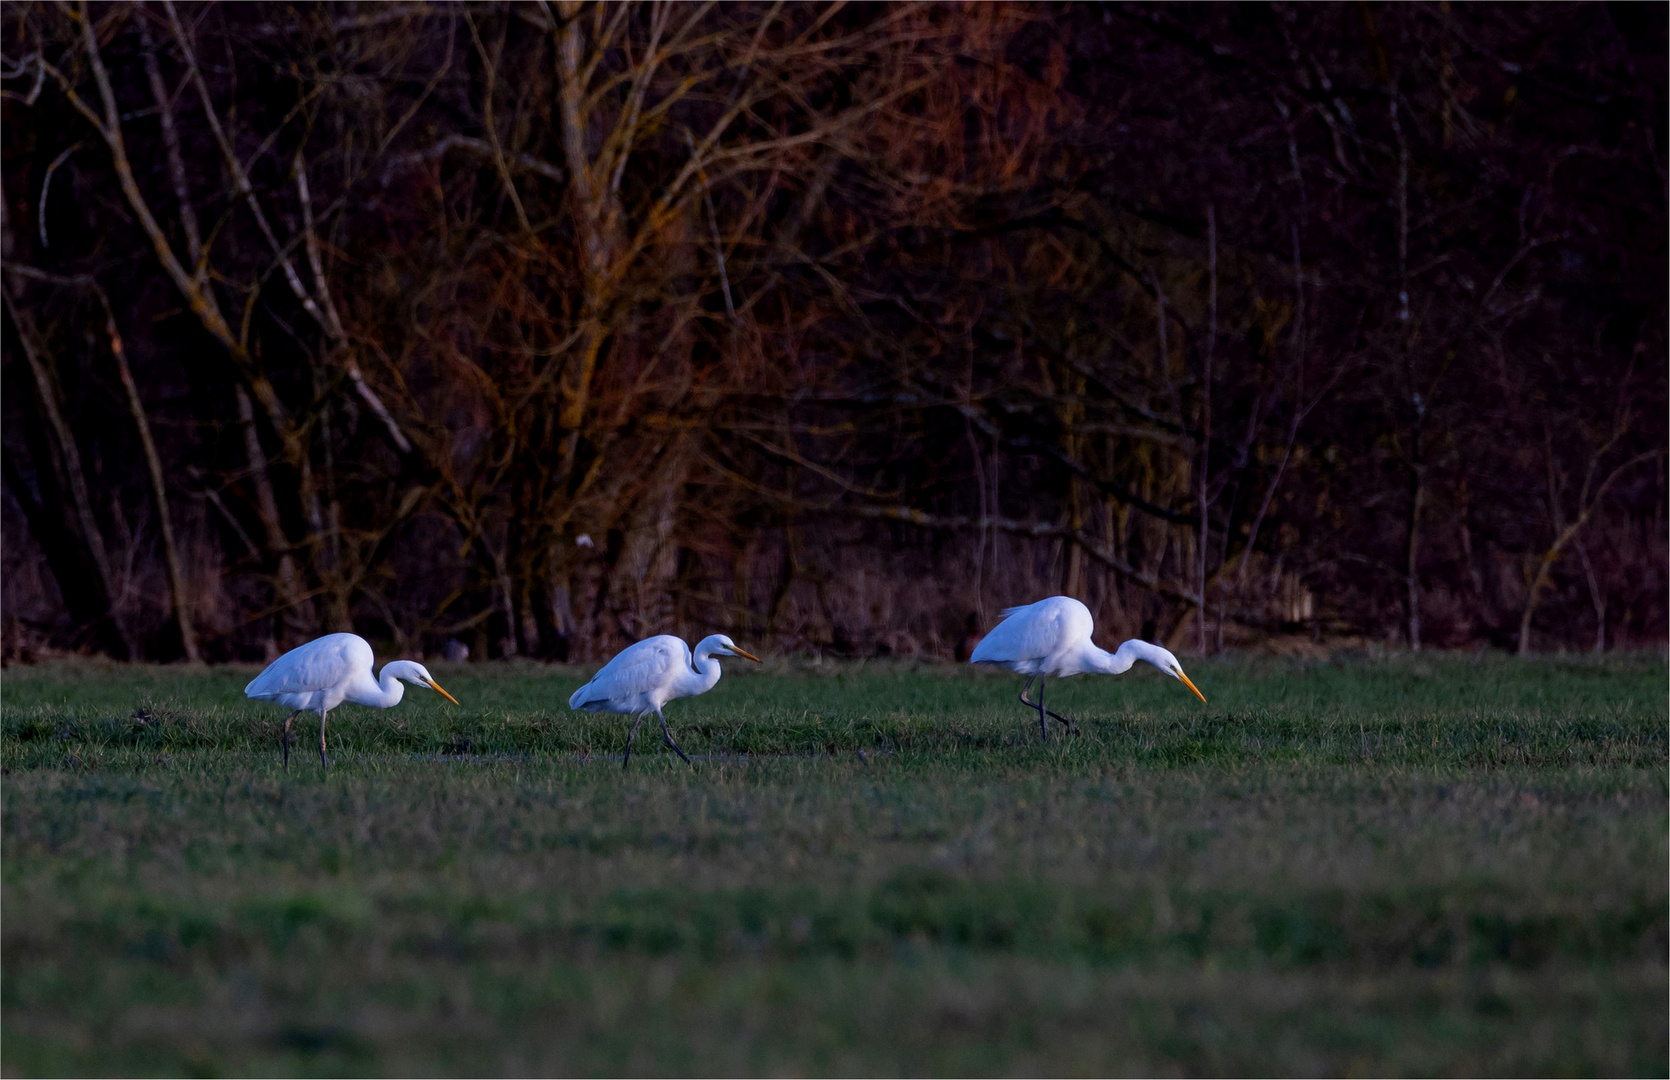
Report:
971,598,1086,664
569,636,685,708
245,634,370,697
970,608,1039,663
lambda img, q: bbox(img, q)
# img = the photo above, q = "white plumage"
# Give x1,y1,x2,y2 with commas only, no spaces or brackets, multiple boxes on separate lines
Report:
245,632,459,768
569,633,761,766
969,596,1206,740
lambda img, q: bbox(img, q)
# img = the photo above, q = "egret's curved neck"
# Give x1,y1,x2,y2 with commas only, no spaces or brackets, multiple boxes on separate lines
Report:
1087,640,1144,675
1107,639,1174,675
685,646,725,696
353,665,407,708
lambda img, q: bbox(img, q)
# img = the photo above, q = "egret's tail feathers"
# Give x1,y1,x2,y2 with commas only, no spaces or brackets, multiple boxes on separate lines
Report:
244,674,279,699
567,683,593,710
998,605,1027,619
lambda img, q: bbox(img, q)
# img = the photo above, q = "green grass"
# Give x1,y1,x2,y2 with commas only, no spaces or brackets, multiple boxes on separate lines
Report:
3,651,1666,1076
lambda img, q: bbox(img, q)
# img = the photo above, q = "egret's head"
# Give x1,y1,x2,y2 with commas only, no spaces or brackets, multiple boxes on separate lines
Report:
707,635,762,663
387,660,461,705
1133,643,1207,704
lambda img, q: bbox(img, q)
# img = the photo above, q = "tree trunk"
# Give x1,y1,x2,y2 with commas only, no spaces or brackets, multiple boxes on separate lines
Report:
235,385,308,645
103,304,200,661
1199,204,1216,655
1404,462,1424,652
1574,538,1605,654
1062,479,1085,598
3,282,127,656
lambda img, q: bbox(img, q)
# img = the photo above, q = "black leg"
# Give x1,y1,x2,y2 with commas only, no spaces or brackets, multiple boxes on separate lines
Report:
659,710,693,765
623,712,647,769
319,710,329,769
1037,677,1048,742
281,710,298,770
1019,677,1079,735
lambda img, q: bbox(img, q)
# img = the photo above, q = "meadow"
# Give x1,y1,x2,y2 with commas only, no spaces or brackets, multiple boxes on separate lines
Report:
2,651,1665,1077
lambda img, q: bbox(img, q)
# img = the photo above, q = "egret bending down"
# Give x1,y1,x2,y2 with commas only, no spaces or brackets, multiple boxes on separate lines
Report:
969,596,1206,741
569,634,761,767
245,633,460,769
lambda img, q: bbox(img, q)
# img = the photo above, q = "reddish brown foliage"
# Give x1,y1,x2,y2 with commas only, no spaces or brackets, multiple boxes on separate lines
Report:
2,2,1663,660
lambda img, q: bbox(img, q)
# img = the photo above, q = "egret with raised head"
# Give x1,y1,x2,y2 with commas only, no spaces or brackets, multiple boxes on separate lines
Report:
245,632,460,768
569,634,761,767
969,596,1206,741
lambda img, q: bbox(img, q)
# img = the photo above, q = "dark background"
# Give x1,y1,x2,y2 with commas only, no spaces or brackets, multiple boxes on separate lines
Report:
3,1,1664,663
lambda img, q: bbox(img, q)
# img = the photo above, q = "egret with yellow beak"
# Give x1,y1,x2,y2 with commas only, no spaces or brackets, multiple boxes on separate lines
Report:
969,596,1206,741
569,634,762,767
245,633,460,769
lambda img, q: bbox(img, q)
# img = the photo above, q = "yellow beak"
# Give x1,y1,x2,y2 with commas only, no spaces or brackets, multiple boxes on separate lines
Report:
728,646,763,663
426,678,461,706
1175,669,1207,705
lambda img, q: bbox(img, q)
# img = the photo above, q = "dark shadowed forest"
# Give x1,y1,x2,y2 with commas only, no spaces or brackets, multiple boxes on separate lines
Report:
2,1,1664,663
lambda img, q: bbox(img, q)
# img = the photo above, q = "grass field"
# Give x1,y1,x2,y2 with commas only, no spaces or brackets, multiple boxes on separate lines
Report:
2,651,1665,1076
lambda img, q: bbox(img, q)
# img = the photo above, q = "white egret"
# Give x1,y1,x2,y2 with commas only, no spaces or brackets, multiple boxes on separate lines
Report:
969,596,1206,741
244,632,460,768
568,634,762,767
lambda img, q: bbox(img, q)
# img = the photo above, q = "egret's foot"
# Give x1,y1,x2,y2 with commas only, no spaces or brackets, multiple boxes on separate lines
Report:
663,734,693,765
1047,710,1080,734
1019,686,1078,736
1022,701,1078,731
659,714,693,765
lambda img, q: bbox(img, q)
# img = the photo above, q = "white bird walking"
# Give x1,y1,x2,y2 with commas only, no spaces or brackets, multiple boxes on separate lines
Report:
569,634,761,767
969,596,1206,741
244,632,460,769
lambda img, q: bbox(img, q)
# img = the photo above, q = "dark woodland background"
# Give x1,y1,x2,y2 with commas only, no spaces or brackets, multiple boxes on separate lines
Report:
2,1,1664,664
